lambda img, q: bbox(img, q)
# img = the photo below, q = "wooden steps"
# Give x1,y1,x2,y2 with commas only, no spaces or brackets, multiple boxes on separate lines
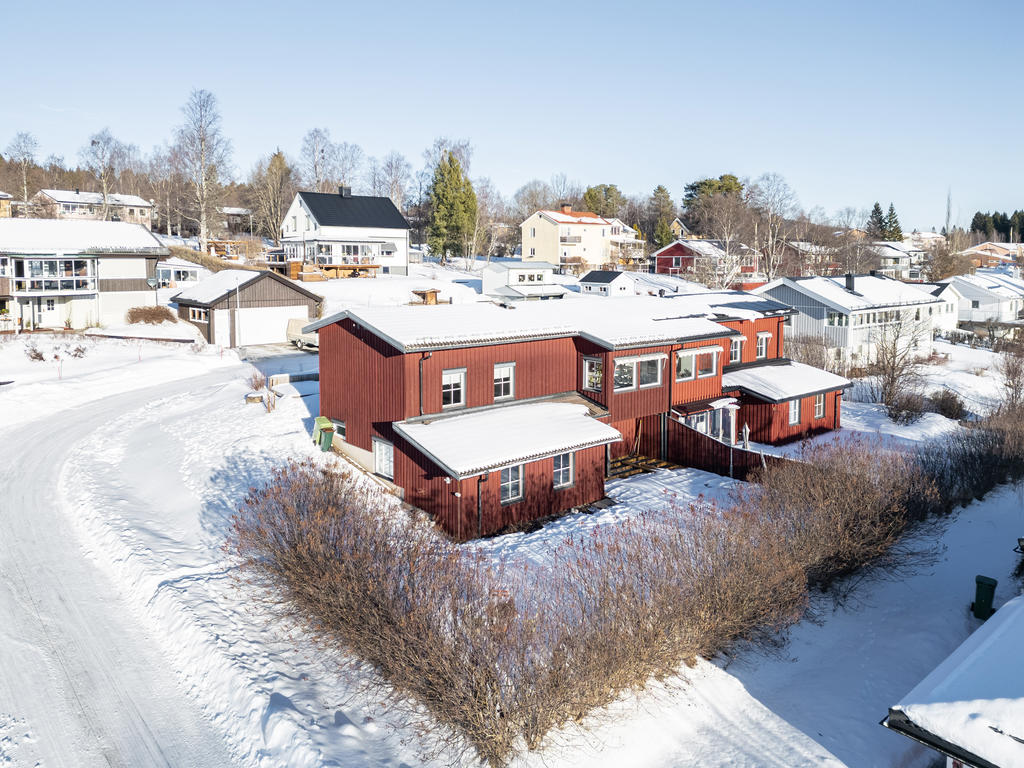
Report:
607,455,682,479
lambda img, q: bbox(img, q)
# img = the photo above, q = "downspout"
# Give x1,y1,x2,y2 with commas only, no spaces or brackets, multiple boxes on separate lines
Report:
418,351,432,416
477,474,486,538
664,343,677,461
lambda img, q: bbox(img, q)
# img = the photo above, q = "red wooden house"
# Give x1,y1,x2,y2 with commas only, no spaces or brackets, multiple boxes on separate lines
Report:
309,293,849,539
651,240,765,290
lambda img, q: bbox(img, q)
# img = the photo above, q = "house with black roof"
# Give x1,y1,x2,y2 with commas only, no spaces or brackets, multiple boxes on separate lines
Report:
578,270,636,296
280,186,411,276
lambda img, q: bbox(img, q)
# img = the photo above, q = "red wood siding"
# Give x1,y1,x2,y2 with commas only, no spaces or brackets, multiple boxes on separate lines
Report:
609,416,663,460
736,391,843,444
319,319,407,452
720,317,785,363
666,418,787,480
671,338,731,404
394,442,607,540
409,337,577,416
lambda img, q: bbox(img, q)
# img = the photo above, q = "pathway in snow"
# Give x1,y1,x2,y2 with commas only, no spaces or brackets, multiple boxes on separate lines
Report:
0,372,242,768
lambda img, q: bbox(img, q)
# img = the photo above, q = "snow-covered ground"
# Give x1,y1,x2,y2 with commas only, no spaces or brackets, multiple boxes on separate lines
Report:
2,335,1021,768
84,319,204,341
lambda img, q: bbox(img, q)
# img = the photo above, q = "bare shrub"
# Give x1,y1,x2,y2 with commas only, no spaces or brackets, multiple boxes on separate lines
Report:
126,305,177,325
247,367,266,391
69,344,87,359
996,345,1024,412
868,311,929,416
888,391,928,425
787,334,845,375
263,390,277,413
739,441,939,591
24,342,44,361
928,388,966,420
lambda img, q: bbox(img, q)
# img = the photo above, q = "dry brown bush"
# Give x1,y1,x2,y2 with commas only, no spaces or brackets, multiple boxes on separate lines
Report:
247,367,266,391
126,305,176,325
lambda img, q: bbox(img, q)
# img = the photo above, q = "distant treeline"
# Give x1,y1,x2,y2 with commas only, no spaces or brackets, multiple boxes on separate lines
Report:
970,210,1024,242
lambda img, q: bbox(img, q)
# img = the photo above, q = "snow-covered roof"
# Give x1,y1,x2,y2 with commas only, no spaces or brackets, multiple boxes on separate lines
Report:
490,284,569,299
871,240,924,255
0,191,12,200
157,256,210,270
220,206,251,216
0,219,168,254
537,209,610,226
39,188,152,208
944,272,1024,300
172,269,263,304
393,401,621,478
722,360,850,402
484,259,559,271
886,594,1024,768
762,275,943,312
306,296,748,351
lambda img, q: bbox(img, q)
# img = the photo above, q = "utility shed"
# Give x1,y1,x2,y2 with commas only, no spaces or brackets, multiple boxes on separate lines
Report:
173,269,322,347
882,593,1024,768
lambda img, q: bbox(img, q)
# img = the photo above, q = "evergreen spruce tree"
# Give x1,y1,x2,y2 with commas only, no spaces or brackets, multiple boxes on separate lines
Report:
426,151,476,264
884,203,903,241
654,217,674,249
866,202,886,238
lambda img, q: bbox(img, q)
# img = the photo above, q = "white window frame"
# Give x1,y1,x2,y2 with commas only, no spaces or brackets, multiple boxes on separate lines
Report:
583,357,603,392
493,362,515,401
189,307,209,323
372,438,394,480
500,464,524,504
788,398,801,425
613,353,664,392
441,368,466,409
757,332,771,359
553,452,574,489
814,393,825,419
729,337,743,363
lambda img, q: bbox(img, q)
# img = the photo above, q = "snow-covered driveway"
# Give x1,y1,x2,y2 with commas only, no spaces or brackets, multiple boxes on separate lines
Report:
0,371,242,767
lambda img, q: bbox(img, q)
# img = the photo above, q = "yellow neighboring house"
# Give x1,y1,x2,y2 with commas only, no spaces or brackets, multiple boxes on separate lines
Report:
0,192,11,218
520,204,645,273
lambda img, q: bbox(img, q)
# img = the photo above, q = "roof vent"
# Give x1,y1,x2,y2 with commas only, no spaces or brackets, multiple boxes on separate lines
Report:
339,186,352,198
845,273,855,291
869,269,877,277
74,188,80,195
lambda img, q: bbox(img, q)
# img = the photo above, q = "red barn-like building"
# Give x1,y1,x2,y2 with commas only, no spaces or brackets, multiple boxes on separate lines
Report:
309,294,849,539
651,240,765,290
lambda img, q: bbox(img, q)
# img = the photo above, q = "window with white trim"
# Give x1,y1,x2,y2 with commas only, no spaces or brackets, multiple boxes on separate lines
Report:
729,337,743,363
614,355,662,391
676,351,695,381
189,307,209,322
493,362,515,400
697,350,716,377
756,333,771,359
442,368,465,408
500,464,523,503
372,438,394,480
553,452,573,489
788,398,801,425
814,393,825,419
583,357,603,391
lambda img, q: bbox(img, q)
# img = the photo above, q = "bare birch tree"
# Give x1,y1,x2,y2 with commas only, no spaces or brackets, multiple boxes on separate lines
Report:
79,129,130,220
869,309,930,418
689,191,755,288
748,172,797,281
336,142,363,186
300,128,337,192
246,151,296,242
380,151,411,208
6,131,39,203
363,156,387,197
173,89,232,253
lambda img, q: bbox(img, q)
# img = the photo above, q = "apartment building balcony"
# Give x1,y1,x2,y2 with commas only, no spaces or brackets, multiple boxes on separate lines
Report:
559,236,582,244
12,277,97,294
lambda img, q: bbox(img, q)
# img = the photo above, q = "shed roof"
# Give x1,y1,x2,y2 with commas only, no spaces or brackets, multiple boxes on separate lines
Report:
722,359,850,402
579,270,628,284
393,400,621,478
40,188,152,207
172,269,322,306
297,190,410,230
762,275,942,312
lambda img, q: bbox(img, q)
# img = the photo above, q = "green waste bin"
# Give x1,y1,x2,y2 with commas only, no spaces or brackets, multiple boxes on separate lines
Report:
313,416,333,445
972,575,998,620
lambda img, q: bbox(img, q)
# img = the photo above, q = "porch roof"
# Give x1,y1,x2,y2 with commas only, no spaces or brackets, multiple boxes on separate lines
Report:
393,399,621,479
722,360,850,403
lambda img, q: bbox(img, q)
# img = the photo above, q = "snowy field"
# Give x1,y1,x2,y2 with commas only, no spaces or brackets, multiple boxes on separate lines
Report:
1,334,1021,767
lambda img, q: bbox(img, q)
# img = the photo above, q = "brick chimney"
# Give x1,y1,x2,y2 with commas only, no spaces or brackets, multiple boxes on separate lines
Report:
845,273,855,291
339,186,352,198
560,202,572,214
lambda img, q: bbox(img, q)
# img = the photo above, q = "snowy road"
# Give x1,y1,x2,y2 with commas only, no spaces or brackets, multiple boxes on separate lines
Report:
0,371,242,768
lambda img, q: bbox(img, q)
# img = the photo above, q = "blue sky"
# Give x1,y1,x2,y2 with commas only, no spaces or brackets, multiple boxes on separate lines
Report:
2,0,1018,230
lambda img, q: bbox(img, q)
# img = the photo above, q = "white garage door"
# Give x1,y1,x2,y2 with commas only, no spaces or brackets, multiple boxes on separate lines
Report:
213,309,231,347
235,306,309,346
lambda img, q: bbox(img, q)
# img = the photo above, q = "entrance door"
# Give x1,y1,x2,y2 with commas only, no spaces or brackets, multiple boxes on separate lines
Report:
372,438,394,480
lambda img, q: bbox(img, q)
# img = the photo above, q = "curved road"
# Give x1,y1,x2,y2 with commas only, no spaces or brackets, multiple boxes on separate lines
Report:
0,371,241,767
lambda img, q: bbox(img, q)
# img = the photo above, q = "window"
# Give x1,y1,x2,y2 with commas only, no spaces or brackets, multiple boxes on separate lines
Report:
189,307,209,322
676,351,695,381
788,398,801,425
729,338,742,363
583,358,603,391
493,363,515,400
530,227,536,238
373,438,394,480
826,312,849,327
553,452,573,489
442,368,465,408
529,247,536,256
815,393,825,419
697,351,715,377
45,299,55,311
518,273,526,282
332,420,346,440
614,355,663,391
971,300,980,309
500,465,523,503
757,333,771,359
687,411,709,433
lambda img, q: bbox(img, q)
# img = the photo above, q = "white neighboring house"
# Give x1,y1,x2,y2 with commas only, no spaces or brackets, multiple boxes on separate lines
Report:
280,186,411,276
481,260,568,301
520,204,640,273
578,270,636,296
869,241,928,280
902,230,945,251
755,273,944,364
941,270,1024,325
156,256,211,288
0,219,165,331
31,188,154,230
916,282,963,334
